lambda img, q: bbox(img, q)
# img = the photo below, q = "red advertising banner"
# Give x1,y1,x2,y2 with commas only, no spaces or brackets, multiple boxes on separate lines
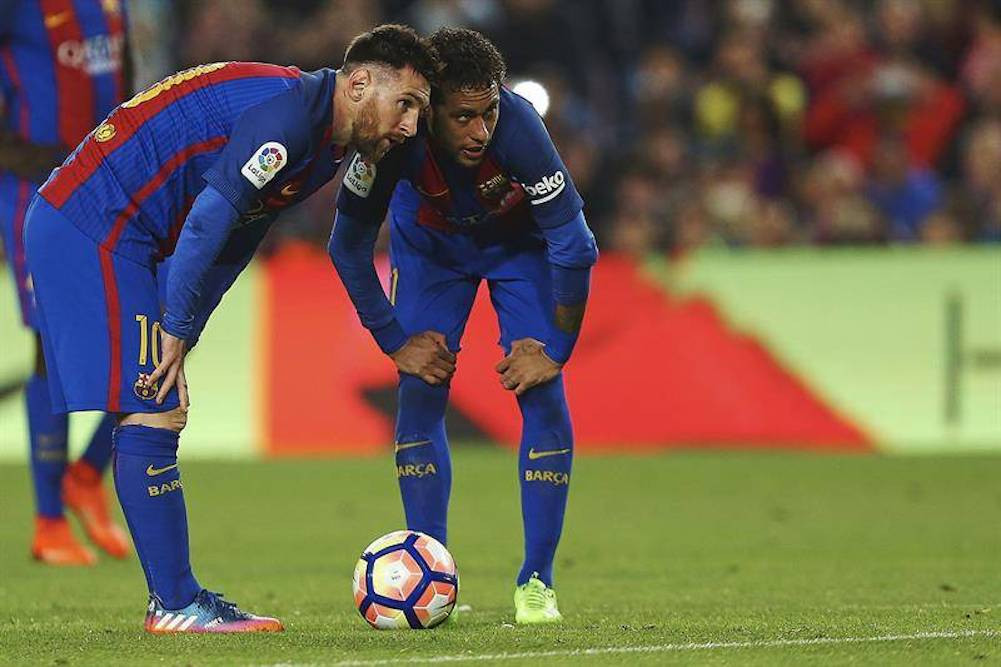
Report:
263,244,870,455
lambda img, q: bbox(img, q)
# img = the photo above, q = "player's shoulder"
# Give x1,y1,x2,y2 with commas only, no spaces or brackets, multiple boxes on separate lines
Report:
492,86,559,165
497,86,546,136
227,64,326,137
217,62,312,108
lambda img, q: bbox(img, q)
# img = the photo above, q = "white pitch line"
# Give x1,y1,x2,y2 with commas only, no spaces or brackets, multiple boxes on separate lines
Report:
317,629,999,667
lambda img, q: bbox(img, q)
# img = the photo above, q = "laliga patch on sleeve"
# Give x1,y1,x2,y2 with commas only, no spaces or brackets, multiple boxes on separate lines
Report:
241,141,288,189
344,153,377,198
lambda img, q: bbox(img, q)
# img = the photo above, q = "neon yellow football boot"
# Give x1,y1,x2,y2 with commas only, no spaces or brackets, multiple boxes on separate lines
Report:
514,572,563,624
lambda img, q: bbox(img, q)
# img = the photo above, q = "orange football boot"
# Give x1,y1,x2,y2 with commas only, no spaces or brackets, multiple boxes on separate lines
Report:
62,460,130,559
31,516,97,566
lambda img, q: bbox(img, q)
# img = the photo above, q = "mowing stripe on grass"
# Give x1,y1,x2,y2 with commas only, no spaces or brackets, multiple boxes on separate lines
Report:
318,629,999,666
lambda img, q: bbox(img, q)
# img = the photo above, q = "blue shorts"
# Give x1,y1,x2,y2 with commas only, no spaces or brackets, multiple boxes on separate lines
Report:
23,195,179,415
389,210,553,355
0,174,41,329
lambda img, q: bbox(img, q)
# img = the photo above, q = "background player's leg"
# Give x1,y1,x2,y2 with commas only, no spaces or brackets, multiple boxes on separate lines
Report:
515,375,574,587
0,184,69,524
63,412,130,559
79,414,116,472
25,341,69,521
26,331,98,565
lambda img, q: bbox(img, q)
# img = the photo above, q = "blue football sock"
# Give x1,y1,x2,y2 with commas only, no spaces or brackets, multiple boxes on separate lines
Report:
516,375,573,588
395,373,452,545
25,373,68,518
113,425,200,609
80,413,116,472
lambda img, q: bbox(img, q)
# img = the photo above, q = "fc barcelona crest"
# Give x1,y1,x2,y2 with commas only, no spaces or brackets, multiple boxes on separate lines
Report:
133,373,158,400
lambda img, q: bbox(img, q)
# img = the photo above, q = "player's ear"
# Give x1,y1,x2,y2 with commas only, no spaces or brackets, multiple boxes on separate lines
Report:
347,67,371,102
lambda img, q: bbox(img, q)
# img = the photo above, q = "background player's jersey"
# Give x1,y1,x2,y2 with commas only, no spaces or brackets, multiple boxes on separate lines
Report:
1,0,128,325
337,87,583,238
0,0,127,151
38,62,341,265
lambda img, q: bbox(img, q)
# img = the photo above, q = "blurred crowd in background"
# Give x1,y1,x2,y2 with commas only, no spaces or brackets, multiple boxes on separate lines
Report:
66,0,1001,254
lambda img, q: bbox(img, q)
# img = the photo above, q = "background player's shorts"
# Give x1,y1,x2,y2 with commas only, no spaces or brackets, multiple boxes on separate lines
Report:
0,174,41,329
23,196,180,415
389,211,554,356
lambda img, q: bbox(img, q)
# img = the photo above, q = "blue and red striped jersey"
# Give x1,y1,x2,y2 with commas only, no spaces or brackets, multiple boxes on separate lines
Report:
38,62,342,265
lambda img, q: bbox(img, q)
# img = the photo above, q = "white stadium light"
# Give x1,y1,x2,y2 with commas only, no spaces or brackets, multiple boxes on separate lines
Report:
512,79,550,117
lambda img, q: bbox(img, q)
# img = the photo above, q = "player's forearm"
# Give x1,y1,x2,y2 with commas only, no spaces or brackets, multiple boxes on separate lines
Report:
162,186,241,342
328,210,408,354
546,266,591,364
184,259,250,349
183,220,269,346
539,211,598,364
0,131,67,182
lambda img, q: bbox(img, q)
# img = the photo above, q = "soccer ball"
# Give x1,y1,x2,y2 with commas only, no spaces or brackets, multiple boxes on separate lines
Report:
352,530,458,629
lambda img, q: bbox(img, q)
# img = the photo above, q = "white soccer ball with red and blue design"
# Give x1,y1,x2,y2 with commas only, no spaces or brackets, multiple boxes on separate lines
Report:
352,530,458,629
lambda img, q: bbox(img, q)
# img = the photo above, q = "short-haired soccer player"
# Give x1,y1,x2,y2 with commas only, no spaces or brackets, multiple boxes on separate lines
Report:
25,25,443,633
330,27,598,624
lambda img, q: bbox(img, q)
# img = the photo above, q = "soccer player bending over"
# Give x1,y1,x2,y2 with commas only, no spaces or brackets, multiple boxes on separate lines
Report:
330,27,597,624
25,25,440,633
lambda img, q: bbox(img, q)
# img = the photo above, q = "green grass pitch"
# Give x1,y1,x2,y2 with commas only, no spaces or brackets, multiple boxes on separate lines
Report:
1,448,999,665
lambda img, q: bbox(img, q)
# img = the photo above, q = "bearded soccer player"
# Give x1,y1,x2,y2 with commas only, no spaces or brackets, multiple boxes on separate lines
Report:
330,27,597,624
25,25,440,633
1,0,133,565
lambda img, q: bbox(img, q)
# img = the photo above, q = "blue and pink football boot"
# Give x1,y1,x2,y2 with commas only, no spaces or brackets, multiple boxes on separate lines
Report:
144,590,284,634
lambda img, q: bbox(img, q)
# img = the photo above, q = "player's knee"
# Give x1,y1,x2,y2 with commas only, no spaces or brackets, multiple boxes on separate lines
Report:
119,407,188,433
517,377,571,426
399,371,450,401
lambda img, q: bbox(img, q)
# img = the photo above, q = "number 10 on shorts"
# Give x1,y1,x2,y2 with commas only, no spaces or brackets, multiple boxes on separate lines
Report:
135,314,162,368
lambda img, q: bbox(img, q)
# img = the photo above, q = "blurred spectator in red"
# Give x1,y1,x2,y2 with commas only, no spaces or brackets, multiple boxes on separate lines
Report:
800,3,965,170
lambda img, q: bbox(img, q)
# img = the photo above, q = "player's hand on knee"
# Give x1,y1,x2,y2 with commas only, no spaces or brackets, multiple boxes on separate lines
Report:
145,330,190,409
390,331,456,385
495,338,561,395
